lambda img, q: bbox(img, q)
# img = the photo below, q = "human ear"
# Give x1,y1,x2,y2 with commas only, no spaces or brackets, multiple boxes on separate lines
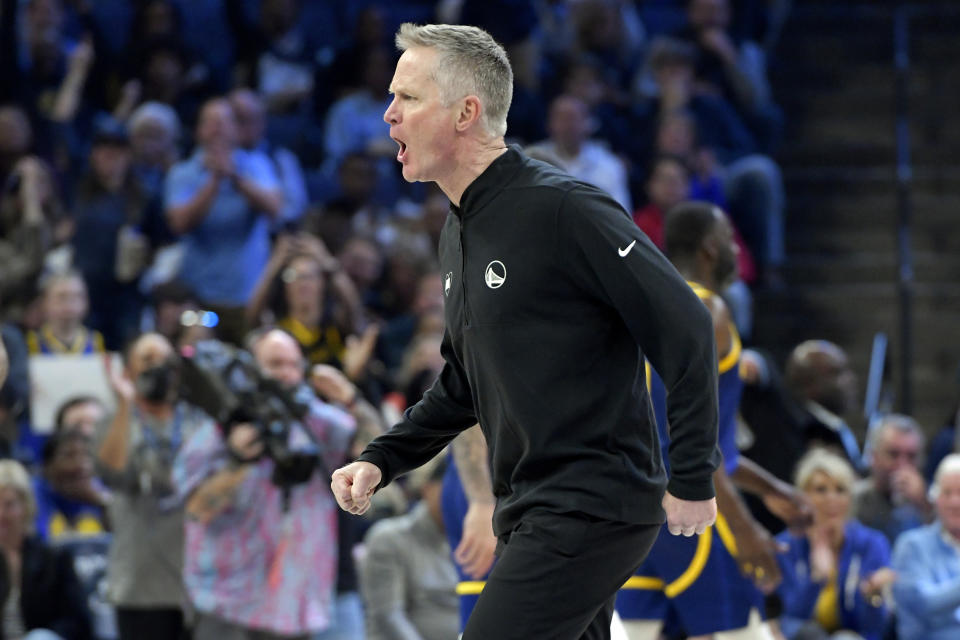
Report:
456,95,483,132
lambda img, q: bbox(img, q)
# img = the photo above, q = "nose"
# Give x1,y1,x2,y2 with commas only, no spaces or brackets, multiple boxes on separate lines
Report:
384,97,399,125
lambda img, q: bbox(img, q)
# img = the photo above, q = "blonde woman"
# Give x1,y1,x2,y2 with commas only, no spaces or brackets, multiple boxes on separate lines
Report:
0,459,91,640
775,449,893,640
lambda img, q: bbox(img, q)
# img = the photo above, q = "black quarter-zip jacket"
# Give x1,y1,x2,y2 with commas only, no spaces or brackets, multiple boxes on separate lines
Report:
358,146,720,536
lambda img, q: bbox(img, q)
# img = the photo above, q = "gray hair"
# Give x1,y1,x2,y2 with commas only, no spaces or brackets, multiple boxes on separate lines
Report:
795,447,857,494
396,23,513,138
929,453,960,501
129,101,181,142
868,413,926,452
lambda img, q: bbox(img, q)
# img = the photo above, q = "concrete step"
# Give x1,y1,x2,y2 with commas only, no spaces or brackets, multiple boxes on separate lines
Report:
780,252,960,285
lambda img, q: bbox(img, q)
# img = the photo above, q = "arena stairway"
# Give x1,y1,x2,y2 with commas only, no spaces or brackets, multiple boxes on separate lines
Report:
754,0,960,434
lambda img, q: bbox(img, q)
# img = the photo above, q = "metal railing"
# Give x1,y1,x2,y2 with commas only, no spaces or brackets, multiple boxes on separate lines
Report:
894,4,914,415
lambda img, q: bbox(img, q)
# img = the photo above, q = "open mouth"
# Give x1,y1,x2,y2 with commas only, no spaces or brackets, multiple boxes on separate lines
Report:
394,137,408,163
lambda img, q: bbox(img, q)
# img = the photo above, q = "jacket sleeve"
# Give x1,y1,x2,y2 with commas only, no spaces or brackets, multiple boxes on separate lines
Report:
557,185,720,500
775,532,824,631
358,329,477,488
359,522,426,640
850,527,892,638
892,529,960,619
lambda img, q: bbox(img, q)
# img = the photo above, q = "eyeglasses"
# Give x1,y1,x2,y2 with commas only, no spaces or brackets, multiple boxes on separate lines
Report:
180,310,219,328
282,268,322,283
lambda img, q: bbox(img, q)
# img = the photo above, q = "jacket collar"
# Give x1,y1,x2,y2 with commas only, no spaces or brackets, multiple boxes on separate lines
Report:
451,145,526,219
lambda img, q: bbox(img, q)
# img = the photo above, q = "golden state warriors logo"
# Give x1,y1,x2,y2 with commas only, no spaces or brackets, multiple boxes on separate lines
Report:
484,261,506,289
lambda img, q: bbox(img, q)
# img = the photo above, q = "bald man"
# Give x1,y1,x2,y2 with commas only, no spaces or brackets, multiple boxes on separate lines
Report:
175,329,377,640
785,340,863,471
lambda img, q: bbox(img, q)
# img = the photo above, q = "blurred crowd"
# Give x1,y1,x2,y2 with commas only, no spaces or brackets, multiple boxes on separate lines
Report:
1,1,959,640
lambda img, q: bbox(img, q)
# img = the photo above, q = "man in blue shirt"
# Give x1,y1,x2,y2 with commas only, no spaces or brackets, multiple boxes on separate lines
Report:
164,97,282,344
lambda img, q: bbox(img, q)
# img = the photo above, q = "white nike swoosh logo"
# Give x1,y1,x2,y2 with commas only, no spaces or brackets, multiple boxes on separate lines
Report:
618,240,637,257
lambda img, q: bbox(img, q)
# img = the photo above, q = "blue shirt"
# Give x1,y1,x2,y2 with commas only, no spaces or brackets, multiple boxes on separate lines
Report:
165,149,278,305
777,520,891,640
892,522,960,640
33,475,107,541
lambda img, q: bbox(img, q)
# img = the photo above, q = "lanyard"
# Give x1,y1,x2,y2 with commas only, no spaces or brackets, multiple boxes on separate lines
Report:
136,404,183,454
134,405,183,501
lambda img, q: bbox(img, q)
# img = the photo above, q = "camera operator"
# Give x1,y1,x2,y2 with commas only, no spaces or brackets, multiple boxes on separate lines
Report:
95,332,211,640
174,329,361,640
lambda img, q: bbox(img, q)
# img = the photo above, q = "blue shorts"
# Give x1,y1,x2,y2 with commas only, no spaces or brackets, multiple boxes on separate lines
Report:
615,514,765,635
440,458,491,632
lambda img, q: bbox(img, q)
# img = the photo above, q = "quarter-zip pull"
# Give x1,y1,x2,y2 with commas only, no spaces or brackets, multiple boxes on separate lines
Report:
460,221,471,328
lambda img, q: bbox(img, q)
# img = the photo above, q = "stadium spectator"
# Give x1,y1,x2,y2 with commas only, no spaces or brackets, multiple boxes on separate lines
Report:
246,234,368,372
0,106,34,188
527,94,632,211
95,332,208,640
893,453,960,640
785,341,865,472
674,0,782,150
127,101,182,199
132,37,206,134
632,37,784,281
164,97,282,345
854,414,932,545
53,395,105,440
0,155,64,325
776,449,893,640
306,152,396,253
0,323,29,458
175,329,356,640
33,430,108,541
70,119,155,350
229,88,308,229
0,458,93,640
26,270,104,355
360,455,459,640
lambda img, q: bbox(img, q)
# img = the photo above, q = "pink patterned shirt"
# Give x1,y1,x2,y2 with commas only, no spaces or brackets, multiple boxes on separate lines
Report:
174,398,355,635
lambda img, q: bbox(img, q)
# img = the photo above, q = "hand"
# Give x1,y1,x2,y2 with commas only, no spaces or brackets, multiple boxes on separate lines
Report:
310,364,356,406
68,36,95,76
762,481,814,530
204,144,235,178
454,501,497,579
861,567,896,605
891,466,927,508
731,521,784,593
699,28,737,65
662,491,716,536
227,423,263,461
115,79,141,112
331,461,382,515
0,339,7,389
269,235,297,268
294,233,337,272
103,354,135,405
342,324,380,381
739,349,764,384
13,156,44,188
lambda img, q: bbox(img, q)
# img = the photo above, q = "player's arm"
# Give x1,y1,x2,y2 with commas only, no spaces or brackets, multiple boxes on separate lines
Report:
731,457,813,529
452,424,496,579
713,463,783,592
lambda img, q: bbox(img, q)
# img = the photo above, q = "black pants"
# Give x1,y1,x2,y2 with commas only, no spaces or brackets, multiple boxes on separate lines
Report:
116,607,188,640
463,511,660,640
